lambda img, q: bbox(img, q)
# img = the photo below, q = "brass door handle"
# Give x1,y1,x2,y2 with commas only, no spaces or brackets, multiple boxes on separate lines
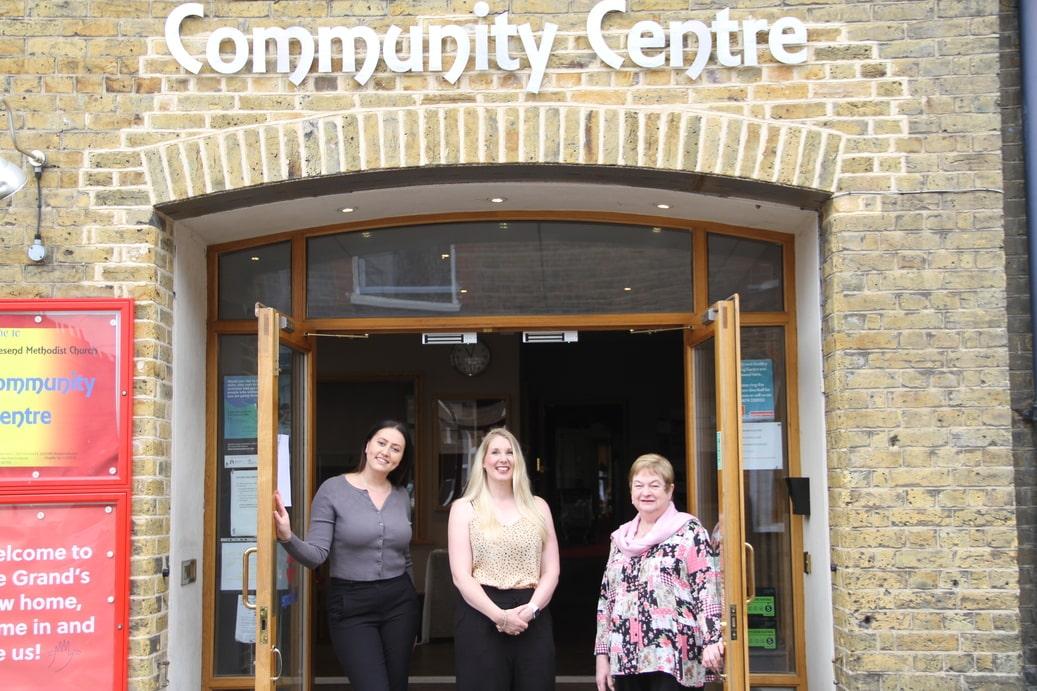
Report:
744,542,756,606
271,646,283,681
241,546,258,610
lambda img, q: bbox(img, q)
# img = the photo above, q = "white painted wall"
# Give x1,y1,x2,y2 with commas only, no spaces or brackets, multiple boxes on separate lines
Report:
795,218,836,689
168,225,208,690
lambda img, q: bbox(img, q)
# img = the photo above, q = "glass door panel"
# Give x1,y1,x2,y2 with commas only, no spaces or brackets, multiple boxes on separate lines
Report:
686,297,750,690
741,326,796,674
212,334,259,679
255,306,312,690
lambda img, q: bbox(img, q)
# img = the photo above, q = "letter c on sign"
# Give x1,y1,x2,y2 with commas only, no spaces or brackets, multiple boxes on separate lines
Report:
166,3,204,74
587,0,625,70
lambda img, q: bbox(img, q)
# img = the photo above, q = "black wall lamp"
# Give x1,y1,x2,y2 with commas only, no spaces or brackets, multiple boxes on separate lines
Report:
1,97,49,262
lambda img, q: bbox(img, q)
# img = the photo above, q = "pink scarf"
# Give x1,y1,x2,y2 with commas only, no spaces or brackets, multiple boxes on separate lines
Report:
611,502,693,557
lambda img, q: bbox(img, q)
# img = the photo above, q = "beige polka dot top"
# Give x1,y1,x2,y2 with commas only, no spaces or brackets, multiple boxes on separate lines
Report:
470,516,542,590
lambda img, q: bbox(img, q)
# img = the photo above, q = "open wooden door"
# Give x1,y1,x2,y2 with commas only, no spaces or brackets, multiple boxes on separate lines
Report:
686,296,753,689
251,305,313,691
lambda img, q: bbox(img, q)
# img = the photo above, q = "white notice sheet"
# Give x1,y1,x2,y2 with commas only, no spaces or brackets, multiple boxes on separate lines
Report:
742,422,783,471
234,594,257,643
220,538,256,591
278,433,292,507
230,469,258,536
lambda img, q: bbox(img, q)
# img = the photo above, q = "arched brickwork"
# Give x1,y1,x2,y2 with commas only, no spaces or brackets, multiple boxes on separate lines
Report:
121,103,845,205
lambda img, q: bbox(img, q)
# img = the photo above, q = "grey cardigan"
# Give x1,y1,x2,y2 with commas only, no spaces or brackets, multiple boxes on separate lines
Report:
280,475,413,581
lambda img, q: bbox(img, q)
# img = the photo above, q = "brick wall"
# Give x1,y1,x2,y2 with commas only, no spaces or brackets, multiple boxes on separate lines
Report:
0,0,1026,688
999,0,1037,686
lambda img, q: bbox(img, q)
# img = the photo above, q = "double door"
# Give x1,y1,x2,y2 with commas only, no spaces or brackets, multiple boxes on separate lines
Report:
245,299,754,689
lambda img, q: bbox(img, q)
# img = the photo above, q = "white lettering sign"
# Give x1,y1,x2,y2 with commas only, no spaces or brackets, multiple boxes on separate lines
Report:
164,1,809,93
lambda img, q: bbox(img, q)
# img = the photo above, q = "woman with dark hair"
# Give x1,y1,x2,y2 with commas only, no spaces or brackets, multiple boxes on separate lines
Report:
274,420,419,691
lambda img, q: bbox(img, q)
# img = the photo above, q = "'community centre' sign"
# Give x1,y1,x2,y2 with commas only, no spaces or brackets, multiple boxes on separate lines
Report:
165,0,810,92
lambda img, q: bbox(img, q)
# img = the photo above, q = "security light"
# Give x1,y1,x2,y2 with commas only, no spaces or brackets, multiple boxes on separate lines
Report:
1,98,49,262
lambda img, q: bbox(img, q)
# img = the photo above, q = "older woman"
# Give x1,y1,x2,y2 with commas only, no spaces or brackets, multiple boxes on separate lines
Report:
448,427,560,691
594,454,724,691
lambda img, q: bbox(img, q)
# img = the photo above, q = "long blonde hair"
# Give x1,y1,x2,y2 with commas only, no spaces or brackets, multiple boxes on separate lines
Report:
460,428,548,541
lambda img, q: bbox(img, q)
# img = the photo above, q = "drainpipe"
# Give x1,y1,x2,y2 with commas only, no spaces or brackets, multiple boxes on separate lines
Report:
1018,0,1037,422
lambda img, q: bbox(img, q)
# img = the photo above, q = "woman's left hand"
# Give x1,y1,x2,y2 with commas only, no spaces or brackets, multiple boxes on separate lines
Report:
702,641,725,671
515,604,536,624
502,605,533,631
497,609,528,636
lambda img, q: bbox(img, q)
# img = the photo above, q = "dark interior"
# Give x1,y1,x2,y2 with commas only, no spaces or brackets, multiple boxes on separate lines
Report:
311,329,685,684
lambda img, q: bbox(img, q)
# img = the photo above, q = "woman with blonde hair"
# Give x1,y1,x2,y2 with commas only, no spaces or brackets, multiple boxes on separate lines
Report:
448,427,560,690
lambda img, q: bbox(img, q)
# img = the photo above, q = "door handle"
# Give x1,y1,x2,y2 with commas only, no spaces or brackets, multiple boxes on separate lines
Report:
744,542,756,606
241,546,258,610
271,646,283,681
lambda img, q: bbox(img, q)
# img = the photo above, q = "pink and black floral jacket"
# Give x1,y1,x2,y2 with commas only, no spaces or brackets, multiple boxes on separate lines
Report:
594,517,723,688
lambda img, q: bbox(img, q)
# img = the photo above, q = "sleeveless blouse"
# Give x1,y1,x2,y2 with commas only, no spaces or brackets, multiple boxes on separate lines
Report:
470,515,542,589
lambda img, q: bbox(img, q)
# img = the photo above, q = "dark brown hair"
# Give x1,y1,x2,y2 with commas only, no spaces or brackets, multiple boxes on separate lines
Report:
358,419,414,487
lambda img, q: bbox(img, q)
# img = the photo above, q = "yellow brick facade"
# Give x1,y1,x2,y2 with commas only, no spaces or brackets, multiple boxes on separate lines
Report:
0,0,1029,688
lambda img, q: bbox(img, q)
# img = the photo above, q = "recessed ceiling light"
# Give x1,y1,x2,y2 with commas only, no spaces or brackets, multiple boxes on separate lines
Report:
656,203,671,210
460,289,468,294
250,256,260,262
651,227,662,233
361,231,372,238
623,287,632,292
489,197,506,204
441,253,450,260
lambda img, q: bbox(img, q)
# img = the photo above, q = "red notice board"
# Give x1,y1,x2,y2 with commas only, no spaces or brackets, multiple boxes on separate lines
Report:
0,299,134,488
0,493,130,691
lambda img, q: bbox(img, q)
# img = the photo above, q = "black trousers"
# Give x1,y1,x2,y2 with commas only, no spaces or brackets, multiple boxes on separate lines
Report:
326,574,420,691
614,672,702,691
454,586,555,691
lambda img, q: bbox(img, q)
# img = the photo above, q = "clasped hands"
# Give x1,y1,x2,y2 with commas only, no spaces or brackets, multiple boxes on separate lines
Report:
494,604,535,635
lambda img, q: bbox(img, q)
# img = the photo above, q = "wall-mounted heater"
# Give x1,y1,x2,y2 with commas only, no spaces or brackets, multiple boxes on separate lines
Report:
522,331,578,344
422,332,477,345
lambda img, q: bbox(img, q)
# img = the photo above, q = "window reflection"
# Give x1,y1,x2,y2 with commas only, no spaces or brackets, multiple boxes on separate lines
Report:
708,234,783,311
307,221,692,317
352,243,460,312
218,242,292,320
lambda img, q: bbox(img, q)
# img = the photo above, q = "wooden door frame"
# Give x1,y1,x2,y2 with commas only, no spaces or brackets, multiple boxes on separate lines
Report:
200,212,808,690
256,307,315,690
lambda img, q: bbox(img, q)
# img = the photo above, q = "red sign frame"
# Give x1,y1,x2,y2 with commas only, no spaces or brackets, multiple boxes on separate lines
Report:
0,492,130,691
0,299,134,490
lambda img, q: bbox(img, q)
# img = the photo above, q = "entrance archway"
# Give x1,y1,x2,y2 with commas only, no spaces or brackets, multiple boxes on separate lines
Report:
140,102,846,689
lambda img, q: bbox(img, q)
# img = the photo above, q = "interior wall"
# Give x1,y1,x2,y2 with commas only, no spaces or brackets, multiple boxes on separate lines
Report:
315,332,521,585
169,226,208,690
312,330,687,581
518,330,686,518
